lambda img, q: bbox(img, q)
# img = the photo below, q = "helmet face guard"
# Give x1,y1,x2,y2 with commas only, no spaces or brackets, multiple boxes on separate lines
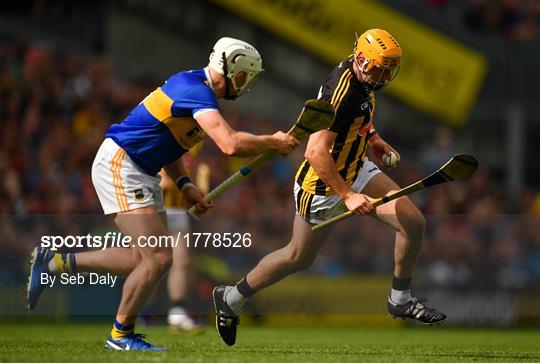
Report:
356,57,400,90
354,29,402,90
226,54,264,97
209,37,264,99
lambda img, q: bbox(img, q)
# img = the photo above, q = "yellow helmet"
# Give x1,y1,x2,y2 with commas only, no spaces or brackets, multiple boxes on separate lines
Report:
354,29,402,88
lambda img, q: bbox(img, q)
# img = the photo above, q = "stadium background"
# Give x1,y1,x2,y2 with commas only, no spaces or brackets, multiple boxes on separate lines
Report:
1,0,540,338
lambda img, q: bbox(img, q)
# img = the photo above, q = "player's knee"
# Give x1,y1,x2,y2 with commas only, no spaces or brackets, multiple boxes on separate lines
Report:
295,256,315,271
148,249,173,274
409,207,426,236
131,250,143,267
400,199,426,237
414,211,426,235
159,252,174,271
287,247,316,272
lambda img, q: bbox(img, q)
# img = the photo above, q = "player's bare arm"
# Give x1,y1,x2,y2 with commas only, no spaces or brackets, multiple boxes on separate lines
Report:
163,157,212,215
305,129,373,216
195,110,298,157
368,132,401,169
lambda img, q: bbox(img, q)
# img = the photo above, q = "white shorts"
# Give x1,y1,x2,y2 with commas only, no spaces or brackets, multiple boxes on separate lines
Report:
166,207,190,232
294,159,381,224
91,138,165,215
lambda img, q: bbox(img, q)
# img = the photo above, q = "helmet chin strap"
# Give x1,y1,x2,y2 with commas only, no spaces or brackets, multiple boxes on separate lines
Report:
221,52,238,100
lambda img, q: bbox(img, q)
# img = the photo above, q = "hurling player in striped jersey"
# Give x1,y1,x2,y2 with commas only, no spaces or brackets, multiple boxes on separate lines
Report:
212,29,446,347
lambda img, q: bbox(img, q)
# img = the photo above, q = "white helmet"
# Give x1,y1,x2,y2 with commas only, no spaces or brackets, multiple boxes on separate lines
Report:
208,37,264,98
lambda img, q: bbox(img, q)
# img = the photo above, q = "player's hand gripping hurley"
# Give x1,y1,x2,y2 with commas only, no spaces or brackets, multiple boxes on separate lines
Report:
311,154,478,231
188,99,336,219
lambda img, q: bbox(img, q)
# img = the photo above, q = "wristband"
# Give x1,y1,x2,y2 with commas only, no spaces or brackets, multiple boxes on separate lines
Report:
175,176,194,192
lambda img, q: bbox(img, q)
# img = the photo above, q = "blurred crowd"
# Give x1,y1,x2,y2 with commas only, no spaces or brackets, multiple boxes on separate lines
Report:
1,37,539,291
428,0,540,42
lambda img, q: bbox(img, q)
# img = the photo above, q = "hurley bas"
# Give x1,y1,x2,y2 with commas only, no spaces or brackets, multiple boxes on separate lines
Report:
41,272,118,288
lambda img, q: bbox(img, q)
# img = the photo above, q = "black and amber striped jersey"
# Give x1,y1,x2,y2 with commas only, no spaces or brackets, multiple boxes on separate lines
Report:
295,57,377,196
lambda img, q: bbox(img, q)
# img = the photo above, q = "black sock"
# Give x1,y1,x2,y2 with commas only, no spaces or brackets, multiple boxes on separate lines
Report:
236,277,257,298
392,276,412,291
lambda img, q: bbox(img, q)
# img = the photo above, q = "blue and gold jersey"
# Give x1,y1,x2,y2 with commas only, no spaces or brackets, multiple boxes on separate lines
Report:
106,68,218,175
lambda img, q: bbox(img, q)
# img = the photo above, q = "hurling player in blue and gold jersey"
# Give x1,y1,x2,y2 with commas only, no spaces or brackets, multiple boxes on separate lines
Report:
212,30,447,347
27,37,298,351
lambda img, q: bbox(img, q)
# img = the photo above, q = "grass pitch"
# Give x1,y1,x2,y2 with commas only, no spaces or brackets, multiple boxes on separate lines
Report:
0,321,538,362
